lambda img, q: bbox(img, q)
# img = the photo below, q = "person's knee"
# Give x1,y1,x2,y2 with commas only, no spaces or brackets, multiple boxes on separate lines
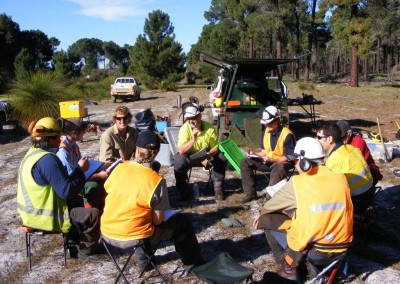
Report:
258,214,273,229
173,154,189,170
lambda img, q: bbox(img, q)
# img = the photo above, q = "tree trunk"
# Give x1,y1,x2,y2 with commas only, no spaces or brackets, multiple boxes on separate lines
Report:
305,0,317,83
363,57,368,80
376,36,380,73
350,46,359,87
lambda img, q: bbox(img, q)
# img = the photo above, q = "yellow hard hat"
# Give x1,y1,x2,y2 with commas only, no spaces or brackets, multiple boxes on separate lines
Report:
214,98,223,108
29,117,61,137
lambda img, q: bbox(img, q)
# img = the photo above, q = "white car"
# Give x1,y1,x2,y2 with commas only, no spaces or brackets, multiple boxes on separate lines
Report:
110,77,141,103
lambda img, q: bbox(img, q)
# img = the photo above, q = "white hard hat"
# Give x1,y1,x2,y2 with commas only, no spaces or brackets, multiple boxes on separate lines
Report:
294,137,325,160
184,104,201,120
260,106,280,124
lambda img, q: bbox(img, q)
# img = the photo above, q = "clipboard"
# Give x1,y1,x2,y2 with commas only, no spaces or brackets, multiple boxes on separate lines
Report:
190,148,207,161
105,158,122,172
84,159,104,181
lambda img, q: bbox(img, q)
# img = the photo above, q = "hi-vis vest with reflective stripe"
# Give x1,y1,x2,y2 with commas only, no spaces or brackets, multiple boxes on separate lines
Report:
263,127,293,159
17,148,71,233
287,166,353,253
101,162,162,241
326,144,373,196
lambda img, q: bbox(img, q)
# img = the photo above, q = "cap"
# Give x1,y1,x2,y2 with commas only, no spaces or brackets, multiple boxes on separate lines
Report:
136,130,160,151
260,106,280,125
337,120,351,138
184,104,201,120
58,117,87,134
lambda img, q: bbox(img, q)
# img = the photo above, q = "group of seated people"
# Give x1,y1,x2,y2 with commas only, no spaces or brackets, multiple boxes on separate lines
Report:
16,102,382,282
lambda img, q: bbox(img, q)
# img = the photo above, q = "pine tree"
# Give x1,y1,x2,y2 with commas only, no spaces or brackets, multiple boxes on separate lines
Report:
129,10,185,89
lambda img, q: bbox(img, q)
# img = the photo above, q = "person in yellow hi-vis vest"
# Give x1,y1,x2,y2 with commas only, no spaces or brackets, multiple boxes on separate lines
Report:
253,138,353,282
17,117,103,259
316,122,373,213
239,105,296,203
101,130,204,273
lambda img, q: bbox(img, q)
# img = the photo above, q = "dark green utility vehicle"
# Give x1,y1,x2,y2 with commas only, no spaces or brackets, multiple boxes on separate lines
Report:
197,51,297,146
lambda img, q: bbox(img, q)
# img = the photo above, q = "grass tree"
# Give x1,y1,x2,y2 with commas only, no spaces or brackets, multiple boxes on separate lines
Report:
11,71,66,128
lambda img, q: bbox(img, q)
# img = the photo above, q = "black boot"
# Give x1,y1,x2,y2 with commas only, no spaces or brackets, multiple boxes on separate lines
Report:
278,261,300,283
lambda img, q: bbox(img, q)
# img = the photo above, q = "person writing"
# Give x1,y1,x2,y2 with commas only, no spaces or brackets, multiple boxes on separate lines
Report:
239,106,295,203
17,117,103,259
57,117,111,210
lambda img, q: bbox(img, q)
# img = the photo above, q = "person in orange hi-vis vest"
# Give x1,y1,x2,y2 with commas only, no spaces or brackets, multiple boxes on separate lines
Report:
253,137,353,282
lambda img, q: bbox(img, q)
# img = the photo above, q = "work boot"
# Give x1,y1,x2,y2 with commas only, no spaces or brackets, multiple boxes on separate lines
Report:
278,262,300,283
239,193,257,203
77,243,106,260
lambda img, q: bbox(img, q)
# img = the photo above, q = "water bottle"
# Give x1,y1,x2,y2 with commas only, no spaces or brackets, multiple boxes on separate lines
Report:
193,183,200,200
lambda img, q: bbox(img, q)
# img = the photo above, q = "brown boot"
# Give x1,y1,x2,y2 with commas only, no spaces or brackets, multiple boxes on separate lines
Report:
278,262,300,283
215,191,224,201
239,193,257,203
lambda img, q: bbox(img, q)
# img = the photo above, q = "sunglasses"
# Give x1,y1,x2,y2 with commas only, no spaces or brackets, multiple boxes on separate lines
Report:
316,135,327,140
115,116,128,121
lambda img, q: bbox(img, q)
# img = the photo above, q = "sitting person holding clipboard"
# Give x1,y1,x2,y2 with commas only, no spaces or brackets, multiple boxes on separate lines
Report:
174,103,227,201
56,117,113,210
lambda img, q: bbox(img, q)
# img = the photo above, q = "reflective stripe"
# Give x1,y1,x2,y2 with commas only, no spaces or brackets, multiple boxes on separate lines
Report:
17,203,69,220
18,149,69,222
349,167,373,195
310,202,344,212
18,149,45,210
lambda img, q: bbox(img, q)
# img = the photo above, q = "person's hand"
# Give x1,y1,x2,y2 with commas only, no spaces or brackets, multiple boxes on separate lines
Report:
192,128,200,140
253,216,260,230
78,157,89,172
96,170,110,181
262,156,272,164
101,161,113,171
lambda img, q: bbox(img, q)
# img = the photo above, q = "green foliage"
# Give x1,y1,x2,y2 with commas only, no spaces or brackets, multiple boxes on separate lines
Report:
14,48,34,81
53,50,75,78
298,81,316,91
11,71,67,127
129,10,185,89
157,79,178,91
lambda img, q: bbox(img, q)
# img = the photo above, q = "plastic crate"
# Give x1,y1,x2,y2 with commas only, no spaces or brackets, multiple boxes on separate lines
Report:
218,139,246,173
59,100,85,118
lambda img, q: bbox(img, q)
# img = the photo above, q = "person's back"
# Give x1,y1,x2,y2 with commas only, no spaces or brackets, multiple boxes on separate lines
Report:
102,162,162,240
326,144,373,196
288,165,353,252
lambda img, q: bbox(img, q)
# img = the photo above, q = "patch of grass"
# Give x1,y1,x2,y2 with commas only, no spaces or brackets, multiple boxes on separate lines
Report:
298,82,315,91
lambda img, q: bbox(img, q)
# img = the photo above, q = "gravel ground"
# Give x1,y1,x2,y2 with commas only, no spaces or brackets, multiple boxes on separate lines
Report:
0,85,399,283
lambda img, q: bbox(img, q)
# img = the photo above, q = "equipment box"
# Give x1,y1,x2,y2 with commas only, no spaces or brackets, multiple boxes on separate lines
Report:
59,101,86,118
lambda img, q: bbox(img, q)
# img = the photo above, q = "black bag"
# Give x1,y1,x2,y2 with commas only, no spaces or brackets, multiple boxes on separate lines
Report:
192,252,253,284
135,108,156,132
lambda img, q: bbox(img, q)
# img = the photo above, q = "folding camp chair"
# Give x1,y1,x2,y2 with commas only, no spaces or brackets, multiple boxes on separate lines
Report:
21,226,70,272
306,252,348,284
192,252,253,284
305,242,350,284
101,237,167,284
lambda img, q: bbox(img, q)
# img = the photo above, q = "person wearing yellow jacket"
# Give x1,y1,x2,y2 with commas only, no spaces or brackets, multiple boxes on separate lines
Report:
253,137,353,282
316,122,373,212
17,117,103,259
101,130,204,272
239,105,296,203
